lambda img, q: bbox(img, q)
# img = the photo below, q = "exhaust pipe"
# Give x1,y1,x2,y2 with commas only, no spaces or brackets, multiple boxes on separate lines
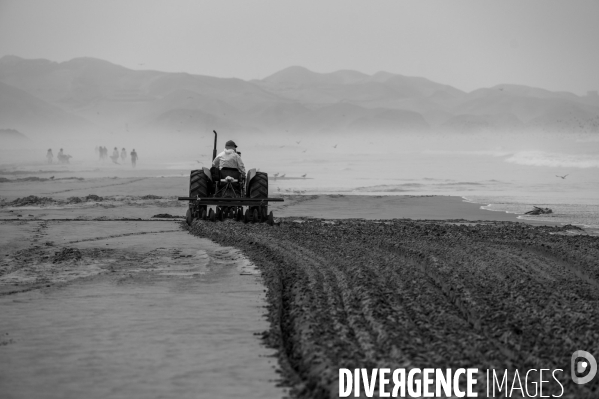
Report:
212,130,218,161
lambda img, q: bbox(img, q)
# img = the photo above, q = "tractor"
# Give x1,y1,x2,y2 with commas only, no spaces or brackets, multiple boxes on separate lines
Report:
179,130,283,225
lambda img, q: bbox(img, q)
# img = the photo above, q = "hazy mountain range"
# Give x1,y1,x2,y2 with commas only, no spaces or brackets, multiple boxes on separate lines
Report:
1,55,598,139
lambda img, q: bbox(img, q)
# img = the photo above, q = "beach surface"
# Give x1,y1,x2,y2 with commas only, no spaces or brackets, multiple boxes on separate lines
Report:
1,175,595,398
0,177,290,399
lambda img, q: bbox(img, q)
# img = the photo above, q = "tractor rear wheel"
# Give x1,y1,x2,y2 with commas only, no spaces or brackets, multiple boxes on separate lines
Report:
248,172,268,215
248,172,268,198
190,170,209,219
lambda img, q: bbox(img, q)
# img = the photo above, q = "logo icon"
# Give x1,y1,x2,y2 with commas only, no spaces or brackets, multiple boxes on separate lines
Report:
571,350,597,385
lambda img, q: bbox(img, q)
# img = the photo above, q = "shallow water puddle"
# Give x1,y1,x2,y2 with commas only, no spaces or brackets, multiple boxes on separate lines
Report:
0,225,284,399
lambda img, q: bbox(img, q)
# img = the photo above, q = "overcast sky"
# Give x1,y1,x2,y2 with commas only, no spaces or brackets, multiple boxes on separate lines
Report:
1,0,598,94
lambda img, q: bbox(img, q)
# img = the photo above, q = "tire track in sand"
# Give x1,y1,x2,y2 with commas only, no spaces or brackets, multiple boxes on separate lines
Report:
187,219,599,398
42,177,148,194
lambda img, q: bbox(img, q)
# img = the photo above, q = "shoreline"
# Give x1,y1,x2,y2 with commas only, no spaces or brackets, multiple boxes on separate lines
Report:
269,194,556,224
1,178,593,234
462,195,598,233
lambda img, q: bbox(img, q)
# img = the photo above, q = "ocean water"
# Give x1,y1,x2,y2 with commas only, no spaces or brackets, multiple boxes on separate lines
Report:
3,133,598,232
466,196,599,231
233,135,599,232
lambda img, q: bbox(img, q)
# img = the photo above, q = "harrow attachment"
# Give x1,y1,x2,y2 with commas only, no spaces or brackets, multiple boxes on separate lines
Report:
178,197,283,226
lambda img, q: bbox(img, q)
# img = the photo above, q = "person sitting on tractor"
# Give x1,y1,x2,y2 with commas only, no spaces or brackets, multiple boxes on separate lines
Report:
212,140,246,176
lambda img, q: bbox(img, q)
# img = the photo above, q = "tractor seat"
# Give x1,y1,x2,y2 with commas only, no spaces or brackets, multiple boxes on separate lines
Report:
220,176,238,183
219,167,241,181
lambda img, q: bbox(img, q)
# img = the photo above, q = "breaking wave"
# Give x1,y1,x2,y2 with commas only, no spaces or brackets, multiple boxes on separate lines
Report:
353,180,499,193
505,151,599,168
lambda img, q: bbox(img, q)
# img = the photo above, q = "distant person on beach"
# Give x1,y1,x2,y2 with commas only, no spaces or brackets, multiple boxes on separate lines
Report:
110,147,120,164
121,148,127,162
46,149,53,164
57,148,71,164
130,149,138,167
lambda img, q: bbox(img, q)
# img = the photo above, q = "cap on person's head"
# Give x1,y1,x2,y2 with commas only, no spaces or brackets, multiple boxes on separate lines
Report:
225,140,237,148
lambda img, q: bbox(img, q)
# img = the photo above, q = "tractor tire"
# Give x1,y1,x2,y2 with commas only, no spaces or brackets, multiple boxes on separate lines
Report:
248,172,268,199
248,171,268,216
189,170,208,217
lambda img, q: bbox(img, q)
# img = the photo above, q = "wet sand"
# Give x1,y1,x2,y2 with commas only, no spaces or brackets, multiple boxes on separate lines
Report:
0,175,589,399
0,177,288,399
271,194,523,222
0,175,561,225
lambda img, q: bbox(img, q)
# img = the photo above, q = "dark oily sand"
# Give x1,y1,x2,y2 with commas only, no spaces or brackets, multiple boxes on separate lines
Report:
0,221,285,399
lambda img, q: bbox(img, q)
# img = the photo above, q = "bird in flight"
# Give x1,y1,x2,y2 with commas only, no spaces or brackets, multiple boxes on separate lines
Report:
281,174,286,178
333,144,338,148
274,173,279,177
301,174,307,178
296,141,301,144
279,145,285,148
556,174,569,179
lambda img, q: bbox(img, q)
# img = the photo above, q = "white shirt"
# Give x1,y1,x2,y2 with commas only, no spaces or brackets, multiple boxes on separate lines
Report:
212,149,246,175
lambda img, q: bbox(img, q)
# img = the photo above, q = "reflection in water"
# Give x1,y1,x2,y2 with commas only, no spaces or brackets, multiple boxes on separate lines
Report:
0,242,284,399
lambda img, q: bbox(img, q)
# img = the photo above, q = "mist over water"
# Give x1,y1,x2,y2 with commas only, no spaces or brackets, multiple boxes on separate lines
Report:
2,130,597,229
